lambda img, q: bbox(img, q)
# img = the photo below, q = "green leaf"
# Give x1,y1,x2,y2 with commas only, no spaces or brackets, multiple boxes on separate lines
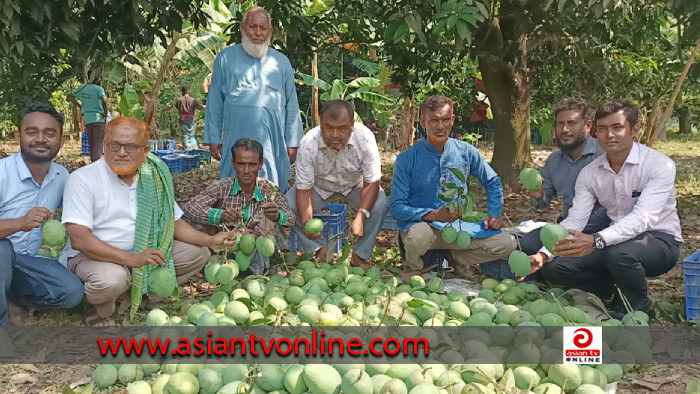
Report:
446,202,456,213
460,11,478,27
344,91,396,105
329,79,347,100
446,15,459,31
119,84,141,118
449,167,466,183
407,299,432,308
456,20,469,40
347,77,381,89
444,182,457,189
297,73,331,91
392,21,409,42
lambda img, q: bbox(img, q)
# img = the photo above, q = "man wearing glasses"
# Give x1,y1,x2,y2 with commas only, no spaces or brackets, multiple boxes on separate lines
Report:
60,116,235,325
390,95,516,282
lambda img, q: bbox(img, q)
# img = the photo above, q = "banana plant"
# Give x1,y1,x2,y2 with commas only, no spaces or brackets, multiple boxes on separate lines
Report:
296,74,396,106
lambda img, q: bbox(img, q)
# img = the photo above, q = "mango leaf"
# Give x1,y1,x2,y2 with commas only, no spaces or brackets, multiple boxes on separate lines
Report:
297,73,331,91
446,202,456,213
407,299,432,308
446,15,459,31
448,167,466,183
392,21,409,42
456,20,469,41
444,181,457,189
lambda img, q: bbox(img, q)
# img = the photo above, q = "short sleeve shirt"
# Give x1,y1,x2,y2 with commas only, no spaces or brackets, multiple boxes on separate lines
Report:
295,122,381,199
71,84,106,124
61,159,183,261
0,153,68,255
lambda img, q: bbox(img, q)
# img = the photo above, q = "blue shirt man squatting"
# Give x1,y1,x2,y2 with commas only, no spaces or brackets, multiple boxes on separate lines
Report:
390,95,517,282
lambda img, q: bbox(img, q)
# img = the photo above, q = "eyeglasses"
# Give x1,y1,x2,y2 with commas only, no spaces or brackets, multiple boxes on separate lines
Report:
105,142,144,153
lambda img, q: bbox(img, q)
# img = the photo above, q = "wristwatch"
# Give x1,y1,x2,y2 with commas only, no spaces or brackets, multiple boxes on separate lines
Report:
358,208,371,219
592,233,606,250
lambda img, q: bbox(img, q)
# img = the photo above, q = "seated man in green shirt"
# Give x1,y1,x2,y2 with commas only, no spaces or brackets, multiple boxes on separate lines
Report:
183,138,295,275
69,78,108,162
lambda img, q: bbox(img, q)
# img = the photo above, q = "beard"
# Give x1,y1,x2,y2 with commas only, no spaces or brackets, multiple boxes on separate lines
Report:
241,34,270,59
427,129,449,145
107,161,142,176
20,143,59,163
557,134,587,152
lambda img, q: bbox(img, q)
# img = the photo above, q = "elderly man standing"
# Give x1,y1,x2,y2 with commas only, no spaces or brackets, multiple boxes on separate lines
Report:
286,100,389,269
204,6,303,193
61,116,235,325
0,103,84,326
184,138,295,275
390,95,516,282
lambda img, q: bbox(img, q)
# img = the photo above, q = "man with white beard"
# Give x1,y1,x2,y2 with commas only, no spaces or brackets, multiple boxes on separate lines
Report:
204,6,304,194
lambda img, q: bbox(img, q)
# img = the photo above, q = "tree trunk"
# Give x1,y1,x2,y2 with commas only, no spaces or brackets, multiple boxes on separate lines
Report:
72,103,82,136
478,54,532,187
678,106,692,134
396,96,415,150
641,98,662,143
647,38,700,146
311,52,319,128
143,32,182,133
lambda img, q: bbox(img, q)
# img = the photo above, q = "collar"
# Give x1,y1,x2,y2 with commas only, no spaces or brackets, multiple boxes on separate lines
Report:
231,178,265,202
581,136,599,156
601,142,641,170
14,152,59,185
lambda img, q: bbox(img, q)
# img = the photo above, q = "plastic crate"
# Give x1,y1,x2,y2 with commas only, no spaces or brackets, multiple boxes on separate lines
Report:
161,155,183,174
290,204,347,254
685,250,700,321
382,212,399,230
186,149,212,164
173,153,200,172
479,259,542,282
166,140,177,150
81,133,90,156
155,149,175,157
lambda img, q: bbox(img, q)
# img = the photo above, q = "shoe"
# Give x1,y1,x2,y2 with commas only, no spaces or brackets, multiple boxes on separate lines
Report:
350,253,372,271
7,303,34,326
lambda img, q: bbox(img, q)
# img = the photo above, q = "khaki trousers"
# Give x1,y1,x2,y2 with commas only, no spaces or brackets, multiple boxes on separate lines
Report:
400,222,516,271
68,240,210,318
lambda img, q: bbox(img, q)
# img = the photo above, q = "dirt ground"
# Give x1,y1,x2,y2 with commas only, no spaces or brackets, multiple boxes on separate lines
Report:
1,136,698,393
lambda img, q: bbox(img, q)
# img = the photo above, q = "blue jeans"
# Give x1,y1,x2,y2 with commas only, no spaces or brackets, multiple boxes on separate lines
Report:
0,239,84,326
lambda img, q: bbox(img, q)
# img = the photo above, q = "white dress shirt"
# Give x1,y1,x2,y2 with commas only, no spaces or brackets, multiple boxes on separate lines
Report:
295,122,381,199
541,142,682,260
60,159,183,264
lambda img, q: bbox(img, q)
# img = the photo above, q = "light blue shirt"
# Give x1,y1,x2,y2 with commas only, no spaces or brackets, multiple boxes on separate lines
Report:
0,153,68,255
203,44,304,193
390,138,503,237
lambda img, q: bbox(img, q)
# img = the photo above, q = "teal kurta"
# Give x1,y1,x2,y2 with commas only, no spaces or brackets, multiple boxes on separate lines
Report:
204,44,303,194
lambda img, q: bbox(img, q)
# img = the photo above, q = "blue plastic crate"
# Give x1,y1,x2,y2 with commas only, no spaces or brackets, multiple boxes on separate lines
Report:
161,155,183,174
382,212,399,230
166,140,177,150
290,204,347,254
186,149,212,164
156,149,175,157
479,259,542,282
81,133,90,156
685,250,700,321
173,153,200,172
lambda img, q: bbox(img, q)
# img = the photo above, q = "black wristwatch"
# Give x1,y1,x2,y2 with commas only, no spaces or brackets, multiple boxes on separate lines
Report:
593,233,606,250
